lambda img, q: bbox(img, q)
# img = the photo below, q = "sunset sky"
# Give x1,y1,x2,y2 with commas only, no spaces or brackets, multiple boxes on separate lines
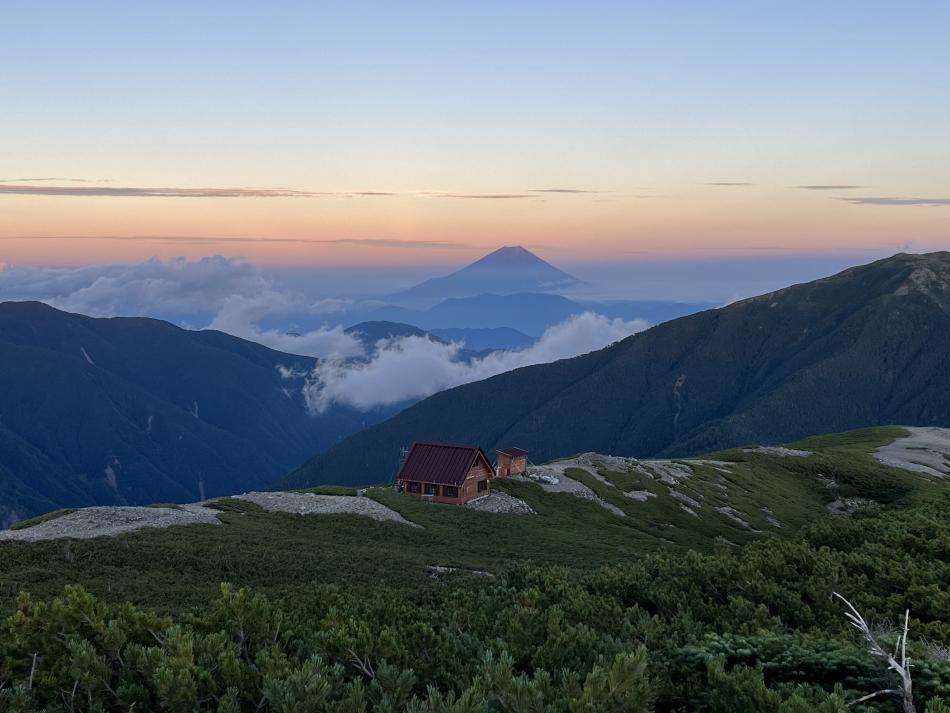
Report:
1,1,948,267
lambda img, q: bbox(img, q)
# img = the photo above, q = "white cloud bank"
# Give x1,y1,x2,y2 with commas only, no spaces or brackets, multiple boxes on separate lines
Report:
302,312,647,412
0,256,362,358
0,256,267,317
1,257,649,412
208,290,363,358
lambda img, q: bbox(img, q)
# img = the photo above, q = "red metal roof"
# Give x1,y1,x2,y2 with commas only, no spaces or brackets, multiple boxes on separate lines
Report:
497,446,528,458
397,441,492,486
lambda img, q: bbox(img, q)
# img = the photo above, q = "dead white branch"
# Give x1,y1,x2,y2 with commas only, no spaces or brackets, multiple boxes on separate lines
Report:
833,592,915,713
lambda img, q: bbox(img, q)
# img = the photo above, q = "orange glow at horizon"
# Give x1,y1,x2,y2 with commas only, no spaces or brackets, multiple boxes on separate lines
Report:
2,184,948,267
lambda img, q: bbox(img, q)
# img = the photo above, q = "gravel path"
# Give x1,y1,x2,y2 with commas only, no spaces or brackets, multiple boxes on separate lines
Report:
874,427,950,477
464,492,535,515
0,504,221,542
235,491,419,526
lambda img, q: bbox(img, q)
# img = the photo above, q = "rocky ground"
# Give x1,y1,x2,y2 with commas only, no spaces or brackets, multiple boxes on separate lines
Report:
874,427,950,477
464,491,535,515
236,491,419,526
517,462,626,517
743,446,813,457
1,491,419,542
0,504,221,542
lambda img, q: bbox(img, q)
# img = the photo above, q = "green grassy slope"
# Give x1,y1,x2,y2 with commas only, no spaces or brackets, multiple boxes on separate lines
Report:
1,427,944,613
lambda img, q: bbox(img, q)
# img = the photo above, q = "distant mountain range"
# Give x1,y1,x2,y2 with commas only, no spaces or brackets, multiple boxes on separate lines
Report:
428,327,534,352
284,252,950,489
386,246,583,307
367,293,710,337
343,321,502,360
0,303,396,526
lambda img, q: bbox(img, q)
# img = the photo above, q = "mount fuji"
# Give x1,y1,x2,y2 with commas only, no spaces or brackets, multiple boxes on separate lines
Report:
387,246,583,307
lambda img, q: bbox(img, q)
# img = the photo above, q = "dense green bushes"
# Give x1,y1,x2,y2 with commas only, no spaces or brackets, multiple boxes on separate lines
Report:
2,500,949,711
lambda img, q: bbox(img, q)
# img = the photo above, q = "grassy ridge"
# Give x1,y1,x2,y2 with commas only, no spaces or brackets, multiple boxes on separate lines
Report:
1,428,944,615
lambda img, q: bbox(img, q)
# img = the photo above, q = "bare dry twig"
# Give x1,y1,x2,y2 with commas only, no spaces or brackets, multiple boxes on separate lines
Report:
833,592,915,713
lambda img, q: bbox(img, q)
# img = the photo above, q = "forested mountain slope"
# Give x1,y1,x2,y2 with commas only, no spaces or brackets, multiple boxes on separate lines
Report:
0,302,374,526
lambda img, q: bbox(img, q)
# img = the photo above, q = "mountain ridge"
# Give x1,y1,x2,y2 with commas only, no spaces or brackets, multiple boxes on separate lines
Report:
0,301,387,526
284,251,950,488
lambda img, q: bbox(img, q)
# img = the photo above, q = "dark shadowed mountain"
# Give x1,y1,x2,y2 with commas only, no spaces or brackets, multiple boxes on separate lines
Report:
428,327,535,352
368,293,710,337
343,320,501,361
283,252,950,488
343,321,431,352
387,246,583,307
0,302,391,526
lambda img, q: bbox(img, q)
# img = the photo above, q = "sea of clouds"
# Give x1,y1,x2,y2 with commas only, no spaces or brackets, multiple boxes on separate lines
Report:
0,257,647,411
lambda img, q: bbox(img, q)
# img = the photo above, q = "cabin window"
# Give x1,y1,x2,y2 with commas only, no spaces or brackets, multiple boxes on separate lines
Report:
406,481,421,494
477,479,488,492
424,483,439,495
442,486,459,498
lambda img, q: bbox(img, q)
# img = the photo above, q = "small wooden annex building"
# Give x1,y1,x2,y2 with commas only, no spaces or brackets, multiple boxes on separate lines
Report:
397,441,494,505
496,447,528,477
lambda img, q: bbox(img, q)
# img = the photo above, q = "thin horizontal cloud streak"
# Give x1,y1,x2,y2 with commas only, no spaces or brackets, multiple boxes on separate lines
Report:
418,191,536,199
0,184,395,198
0,235,475,249
838,196,950,207
4,177,100,183
530,188,598,194
797,184,863,190
0,184,607,200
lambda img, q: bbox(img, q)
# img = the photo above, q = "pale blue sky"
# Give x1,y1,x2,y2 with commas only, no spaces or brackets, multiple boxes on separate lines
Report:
1,1,948,266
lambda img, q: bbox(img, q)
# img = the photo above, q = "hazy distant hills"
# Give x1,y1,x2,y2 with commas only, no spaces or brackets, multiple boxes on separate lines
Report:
0,303,389,526
428,327,534,352
369,292,709,337
343,320,503,360
285,252,950,488
343,321,431,351
386,246,583,307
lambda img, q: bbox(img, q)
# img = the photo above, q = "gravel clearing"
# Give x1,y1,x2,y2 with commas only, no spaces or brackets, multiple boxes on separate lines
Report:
874,427,950,478
0,504,221,542
464,492,535,515
235,491,419,526
517,463,625,517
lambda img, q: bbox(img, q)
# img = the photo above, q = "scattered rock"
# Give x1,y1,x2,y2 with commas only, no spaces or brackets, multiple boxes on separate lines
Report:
465,492,535,515
669,489,701,508
519,463,625,517
683,459,735,474
762,507,782,528
716,505,753,529
236,492,418,527
679,504,699,517
826,497,878,516
644,461,694,484
744,446,812,458
624,490,656,502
